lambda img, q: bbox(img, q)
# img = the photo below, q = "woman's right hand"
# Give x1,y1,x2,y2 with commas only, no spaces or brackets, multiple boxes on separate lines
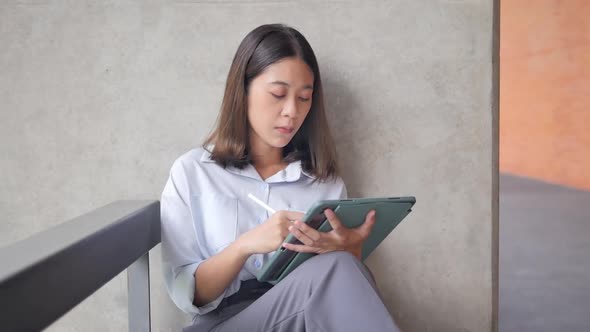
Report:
236,210,304,255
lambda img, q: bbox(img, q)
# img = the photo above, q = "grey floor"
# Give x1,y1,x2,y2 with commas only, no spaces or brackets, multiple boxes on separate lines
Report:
500,174,590,331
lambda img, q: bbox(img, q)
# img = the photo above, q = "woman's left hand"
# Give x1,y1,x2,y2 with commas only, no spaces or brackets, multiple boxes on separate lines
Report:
281,209,376,260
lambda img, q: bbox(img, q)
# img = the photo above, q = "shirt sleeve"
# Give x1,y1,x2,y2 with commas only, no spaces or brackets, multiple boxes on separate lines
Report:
160,160,228,316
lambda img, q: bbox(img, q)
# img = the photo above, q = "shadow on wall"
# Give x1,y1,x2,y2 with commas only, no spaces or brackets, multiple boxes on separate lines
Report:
324,69,374,199
321,68,409,326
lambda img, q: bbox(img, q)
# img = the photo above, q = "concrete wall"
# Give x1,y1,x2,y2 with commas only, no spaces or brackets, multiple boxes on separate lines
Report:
500,0,590,191
0,1,497,331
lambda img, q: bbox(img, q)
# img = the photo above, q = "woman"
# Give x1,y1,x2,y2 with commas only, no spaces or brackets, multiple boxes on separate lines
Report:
161,23,399,331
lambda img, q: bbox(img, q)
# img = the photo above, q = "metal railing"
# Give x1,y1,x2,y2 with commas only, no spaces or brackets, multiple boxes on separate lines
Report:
0,200,160,331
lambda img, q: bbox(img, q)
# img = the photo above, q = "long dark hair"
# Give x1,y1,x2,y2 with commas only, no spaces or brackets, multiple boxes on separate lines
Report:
203,23,339,181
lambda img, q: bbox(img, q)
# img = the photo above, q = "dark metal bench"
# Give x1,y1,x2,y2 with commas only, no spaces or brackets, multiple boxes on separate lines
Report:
0,200,160,331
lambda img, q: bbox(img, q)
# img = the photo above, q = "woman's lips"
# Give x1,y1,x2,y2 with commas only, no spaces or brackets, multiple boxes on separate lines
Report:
276,127,294,134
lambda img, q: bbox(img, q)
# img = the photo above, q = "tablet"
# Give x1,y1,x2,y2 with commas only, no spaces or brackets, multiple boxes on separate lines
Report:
256,196,416,284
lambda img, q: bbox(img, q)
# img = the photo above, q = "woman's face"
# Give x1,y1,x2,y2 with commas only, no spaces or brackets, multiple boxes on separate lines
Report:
247,56,314,151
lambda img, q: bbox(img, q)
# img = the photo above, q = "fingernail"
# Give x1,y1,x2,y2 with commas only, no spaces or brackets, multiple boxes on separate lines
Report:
288,226,293,231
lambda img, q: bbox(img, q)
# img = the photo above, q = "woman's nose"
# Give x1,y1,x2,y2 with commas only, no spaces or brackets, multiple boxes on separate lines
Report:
281,97,298,118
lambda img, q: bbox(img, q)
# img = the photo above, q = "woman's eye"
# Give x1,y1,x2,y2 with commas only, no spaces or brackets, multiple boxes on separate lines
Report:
271,93,285,99
299,97,311,102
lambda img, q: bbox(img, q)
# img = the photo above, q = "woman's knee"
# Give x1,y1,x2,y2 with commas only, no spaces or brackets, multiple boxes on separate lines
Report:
286,251,377,290
321,250,358,262
290,251,365,282
306,250,360,271
315,251,377,285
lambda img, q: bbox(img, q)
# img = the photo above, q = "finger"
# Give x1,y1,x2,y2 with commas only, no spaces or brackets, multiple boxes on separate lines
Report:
324,209,344,231
275,211,299,225
359,210,377,236
288,224,316,246
292,220,321,242
283,211,305,223
281,242,319,254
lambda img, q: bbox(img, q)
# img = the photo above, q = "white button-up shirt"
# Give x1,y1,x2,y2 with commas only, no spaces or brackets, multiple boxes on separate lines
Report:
160,147,347,316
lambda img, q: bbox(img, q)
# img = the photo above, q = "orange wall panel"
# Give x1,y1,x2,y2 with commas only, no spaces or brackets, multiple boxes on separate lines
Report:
500,0,590,190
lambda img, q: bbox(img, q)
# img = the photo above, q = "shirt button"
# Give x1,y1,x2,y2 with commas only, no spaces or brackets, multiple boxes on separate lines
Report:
254,259,262,269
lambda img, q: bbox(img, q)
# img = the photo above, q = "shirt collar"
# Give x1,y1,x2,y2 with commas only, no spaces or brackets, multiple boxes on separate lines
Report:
200,148,216,163
200,147,316,182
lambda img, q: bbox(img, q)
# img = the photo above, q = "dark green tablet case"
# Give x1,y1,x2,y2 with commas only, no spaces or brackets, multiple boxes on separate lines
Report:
256,196,416,284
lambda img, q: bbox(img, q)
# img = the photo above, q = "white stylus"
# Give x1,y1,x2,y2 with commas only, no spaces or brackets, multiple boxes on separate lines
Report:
247,193,277,214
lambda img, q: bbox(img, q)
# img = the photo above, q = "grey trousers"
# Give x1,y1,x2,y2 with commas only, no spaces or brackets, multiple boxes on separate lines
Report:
185,251,400,332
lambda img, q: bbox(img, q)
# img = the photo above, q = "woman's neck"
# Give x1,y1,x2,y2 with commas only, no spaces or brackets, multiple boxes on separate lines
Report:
251,147,284,168
249,139,287,180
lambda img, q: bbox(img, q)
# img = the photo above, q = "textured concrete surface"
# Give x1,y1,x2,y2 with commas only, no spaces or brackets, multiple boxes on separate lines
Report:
500,174,590,331
0,1,497,331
